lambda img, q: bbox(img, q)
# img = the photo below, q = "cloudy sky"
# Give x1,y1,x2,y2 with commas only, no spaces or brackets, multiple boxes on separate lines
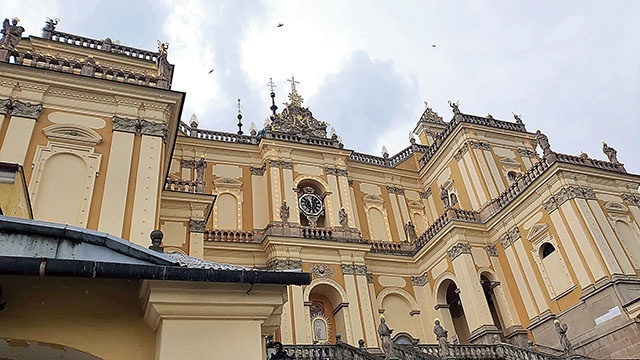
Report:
3,0,639,174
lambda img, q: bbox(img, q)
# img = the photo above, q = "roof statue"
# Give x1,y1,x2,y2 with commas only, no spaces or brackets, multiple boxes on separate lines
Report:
269,76,329,138
420,101,445,123
448,100,461,115
42,17,59,39
602,142,619,164
0,17,24,51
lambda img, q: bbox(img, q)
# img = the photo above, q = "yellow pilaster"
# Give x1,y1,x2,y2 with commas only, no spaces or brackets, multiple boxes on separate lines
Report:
0,116,36,165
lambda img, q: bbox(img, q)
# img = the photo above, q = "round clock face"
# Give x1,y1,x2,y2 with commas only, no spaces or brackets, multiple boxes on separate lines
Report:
298,193,324,216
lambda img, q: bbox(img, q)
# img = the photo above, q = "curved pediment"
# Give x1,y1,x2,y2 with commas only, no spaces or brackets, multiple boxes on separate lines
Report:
213,177,242,188
42,124,102,146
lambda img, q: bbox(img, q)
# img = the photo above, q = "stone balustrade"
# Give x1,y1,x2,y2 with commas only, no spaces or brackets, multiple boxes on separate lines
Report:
283,341,378,360
164,178,203,193
204,229,255,243
48,30,159,62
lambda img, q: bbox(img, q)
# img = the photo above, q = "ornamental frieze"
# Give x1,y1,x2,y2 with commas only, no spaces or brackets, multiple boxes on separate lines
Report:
499,226,521,249
112,116,168,139
410,273,428,287
250,165,266,176
419,189,432,199
486,245,499,257
325,167,348,177
0,99,44,119
268,259,302,271
447,242,471,260
341,264,367,276
386,186,405,196
454,145,469,161
311,264,334,278
543,185,597,213
517,148,538,158
267,160,293,169
189,220,206,233
469,140,491,151
622,193,640,207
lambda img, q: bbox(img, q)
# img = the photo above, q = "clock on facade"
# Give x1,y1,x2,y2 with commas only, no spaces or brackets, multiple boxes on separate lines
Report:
298,193,324,217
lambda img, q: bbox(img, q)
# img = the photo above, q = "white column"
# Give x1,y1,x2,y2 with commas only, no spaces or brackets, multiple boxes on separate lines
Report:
269,163,282,223
251,168,270,229
547,209,592,288
355,274,378,347
282,166,299,224
291,285,312,344
129,135,163,247
327,173,341,226
0,116,37,164
98,131,135,237
343,272,365,343
450,247,494,331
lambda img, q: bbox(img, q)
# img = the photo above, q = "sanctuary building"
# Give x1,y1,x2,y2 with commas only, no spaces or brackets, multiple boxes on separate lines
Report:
0,18,638,360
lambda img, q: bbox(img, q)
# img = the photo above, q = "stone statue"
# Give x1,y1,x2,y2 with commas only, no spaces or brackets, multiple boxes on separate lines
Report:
378,317,396,359
0,17,25,51
156,40,172,80
448,100,461,115
554,320,573,356
404,221,417,241
534,130,551,155
280,201,290,223
434,320,452,358
339,207,348,228
42,17,59,39
513,112,523,124
195,155,206,182
440,185,450,208
269,342,294,360
602,142,619,164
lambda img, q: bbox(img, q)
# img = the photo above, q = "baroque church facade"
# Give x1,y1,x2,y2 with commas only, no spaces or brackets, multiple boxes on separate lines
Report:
0,18,639,360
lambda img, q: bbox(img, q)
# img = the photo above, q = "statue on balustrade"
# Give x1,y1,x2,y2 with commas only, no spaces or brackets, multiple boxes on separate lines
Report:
339,207,348,228
554,320,574,356
280,201,290,223
0,18,25,51
378,317,396,359
404,221,417,242
434,319,453,359
440,185,450,209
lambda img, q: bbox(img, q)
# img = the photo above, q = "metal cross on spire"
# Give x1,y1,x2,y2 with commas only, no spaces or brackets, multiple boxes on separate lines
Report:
267,77,277,92
287,75,300,92
237,98,243,114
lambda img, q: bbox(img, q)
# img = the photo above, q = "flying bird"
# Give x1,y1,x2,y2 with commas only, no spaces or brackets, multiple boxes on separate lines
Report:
277,23,284,27
432,44,436,47
208,69,214,74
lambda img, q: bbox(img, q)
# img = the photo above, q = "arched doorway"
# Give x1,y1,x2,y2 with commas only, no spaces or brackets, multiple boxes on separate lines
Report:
481,274,505,339
436,279,470,343
307,283,347,344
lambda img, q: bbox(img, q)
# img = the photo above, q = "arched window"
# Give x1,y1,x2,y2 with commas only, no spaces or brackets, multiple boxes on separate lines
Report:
541,243,555,259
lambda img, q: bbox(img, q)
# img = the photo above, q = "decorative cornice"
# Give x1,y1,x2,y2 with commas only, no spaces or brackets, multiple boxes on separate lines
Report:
189,220,206,233
410,273,428,287
419,188,432,199
310,264,334,278
268,259,302,271
140,119,168,138
0,99,44,119
447,242,471,260
469,140,491,151
499,226,521,249
454,144,469,161
250,165,266,176
622,193,640,207
543,185,597,214
386,186,405,196
325,167,348,177
341,264,368,276
486,245,498,257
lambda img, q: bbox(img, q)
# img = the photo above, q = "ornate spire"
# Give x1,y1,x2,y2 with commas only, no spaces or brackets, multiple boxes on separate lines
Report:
269,76,328,138
189,113,199,129
236,98,243,135
286,75,303,107
267,77,278,116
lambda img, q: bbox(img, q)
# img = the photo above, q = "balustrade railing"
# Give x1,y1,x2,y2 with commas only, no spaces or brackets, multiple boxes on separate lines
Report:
554,152,626,173
204,229,255,243
283,342,378,360
48,30,159,62
164,178,202,193
301,226,333,240
415,343,567,360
